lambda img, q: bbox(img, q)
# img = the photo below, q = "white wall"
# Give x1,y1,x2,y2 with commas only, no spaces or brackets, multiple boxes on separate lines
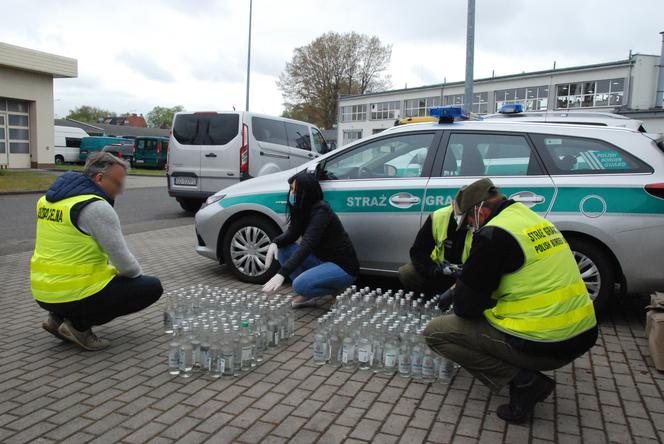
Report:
0,66,55,168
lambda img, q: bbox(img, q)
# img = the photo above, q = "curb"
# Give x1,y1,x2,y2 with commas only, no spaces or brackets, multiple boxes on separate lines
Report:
0,189,48,196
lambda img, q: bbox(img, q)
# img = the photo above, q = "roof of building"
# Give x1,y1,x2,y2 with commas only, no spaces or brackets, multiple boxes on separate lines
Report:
338,55,656,102
54,119,170,137
0,42,77,78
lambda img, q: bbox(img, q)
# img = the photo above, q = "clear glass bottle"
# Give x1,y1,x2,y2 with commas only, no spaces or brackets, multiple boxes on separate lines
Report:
239,322,253,371
410,329,424,380
328,320,341,367
221,328,235,378
371,322,385,373
341,321,356,369
313,318,328,365
208,325,222,379
382,327,398,375
356,321,372,370
398,327,411,378
168,325,181,375
178,322,193,378
199,323,211,374
421,345,436,383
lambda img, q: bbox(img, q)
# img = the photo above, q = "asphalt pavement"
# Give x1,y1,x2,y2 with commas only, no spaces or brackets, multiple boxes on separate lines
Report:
0,175,194,255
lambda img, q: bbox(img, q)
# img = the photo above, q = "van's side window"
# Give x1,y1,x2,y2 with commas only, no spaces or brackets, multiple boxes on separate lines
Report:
311,128,329,154
65,138,81,148
252,117,288,146
285,123,311,151
440,133,543,177
530,134,652,174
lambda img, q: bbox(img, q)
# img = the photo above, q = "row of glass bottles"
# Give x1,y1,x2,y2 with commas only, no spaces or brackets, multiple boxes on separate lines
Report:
311,285,459,384
163,285,295,379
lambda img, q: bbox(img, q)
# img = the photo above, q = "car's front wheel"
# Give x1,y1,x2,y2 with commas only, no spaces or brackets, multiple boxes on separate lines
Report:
222,216,280,284
568,237,616,315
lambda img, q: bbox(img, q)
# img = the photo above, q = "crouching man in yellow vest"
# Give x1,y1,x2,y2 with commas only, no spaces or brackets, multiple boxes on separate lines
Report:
424,178,597,423
31,152,163,351
398,204,473,298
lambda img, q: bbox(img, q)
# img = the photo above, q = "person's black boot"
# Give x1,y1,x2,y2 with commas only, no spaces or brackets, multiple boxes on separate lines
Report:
497,370,555,423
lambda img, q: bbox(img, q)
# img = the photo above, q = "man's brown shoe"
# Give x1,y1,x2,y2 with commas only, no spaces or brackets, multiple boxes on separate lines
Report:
42,313,66,341
57,320,111,351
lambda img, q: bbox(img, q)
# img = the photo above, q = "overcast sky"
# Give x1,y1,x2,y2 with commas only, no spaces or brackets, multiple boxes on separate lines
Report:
1,0,662,119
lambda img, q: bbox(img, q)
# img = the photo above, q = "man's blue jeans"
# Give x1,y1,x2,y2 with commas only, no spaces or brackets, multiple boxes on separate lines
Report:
277,244,356,299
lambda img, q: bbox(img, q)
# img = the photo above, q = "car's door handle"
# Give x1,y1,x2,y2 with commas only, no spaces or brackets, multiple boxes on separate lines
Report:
204,153,217,158
389,193,421,208
308,153,314,158
509,191,545,207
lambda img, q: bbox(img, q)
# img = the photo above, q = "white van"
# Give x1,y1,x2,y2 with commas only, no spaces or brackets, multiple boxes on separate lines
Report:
54,126,89,164
166,111,330,212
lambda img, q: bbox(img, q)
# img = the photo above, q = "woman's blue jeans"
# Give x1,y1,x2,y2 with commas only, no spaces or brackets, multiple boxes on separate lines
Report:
278,243,356,299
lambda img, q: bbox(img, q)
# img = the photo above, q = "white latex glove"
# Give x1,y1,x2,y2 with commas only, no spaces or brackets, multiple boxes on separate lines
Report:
263,273,285,293
264,243,278,269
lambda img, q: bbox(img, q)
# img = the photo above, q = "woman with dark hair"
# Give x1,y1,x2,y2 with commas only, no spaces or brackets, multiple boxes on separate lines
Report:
262,171,359,308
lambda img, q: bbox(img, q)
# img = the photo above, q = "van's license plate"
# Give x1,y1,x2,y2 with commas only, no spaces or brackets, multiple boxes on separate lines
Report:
174,176,197,186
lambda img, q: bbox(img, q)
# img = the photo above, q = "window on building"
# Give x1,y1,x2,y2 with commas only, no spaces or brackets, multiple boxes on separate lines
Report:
444,94,465,106
555,78,624,109
495,86,549,112
369,101,400,120
340,104,367,122
443,93,489,114
342,130,362,145
403,96,441,117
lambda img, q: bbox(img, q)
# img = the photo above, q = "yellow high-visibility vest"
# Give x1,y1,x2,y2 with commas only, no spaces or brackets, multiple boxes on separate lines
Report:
30,194,116,303
430,205,472,265
482,202,596,342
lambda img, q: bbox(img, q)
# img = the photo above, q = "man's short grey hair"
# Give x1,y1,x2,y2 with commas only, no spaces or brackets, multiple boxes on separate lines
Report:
83,152,129,178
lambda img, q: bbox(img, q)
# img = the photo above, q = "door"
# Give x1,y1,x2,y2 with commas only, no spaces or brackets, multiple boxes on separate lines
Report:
285,121,318,167
318,131,440,271
424,131,556,222
250,116,291,175
197,113,242,193
0,113,7,166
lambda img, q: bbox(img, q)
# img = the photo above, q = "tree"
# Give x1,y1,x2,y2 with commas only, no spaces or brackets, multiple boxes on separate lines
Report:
146,105,184,128
65,106,113,123
278,32,391,129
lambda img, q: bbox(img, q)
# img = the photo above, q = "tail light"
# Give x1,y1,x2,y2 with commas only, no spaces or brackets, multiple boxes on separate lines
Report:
157,142,161,155
117,151,123,158
645,183,664,199
240,123,249,175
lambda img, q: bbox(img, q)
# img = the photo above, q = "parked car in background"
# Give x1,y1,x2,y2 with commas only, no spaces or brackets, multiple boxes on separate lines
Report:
79,136,133,162
102,143,134,165
133,136,169,169
166,111,330,213
194,106,664,313
54,126,88,164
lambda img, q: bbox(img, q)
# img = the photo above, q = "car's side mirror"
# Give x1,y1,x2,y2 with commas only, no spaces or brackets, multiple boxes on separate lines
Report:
384,164,397,177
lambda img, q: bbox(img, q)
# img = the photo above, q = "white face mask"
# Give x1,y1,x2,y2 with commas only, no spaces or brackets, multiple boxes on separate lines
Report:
454,214,464,227
472,201,485,233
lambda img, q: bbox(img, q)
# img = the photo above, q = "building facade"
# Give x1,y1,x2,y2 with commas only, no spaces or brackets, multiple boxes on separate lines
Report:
337,54,664,146
0,42,77,168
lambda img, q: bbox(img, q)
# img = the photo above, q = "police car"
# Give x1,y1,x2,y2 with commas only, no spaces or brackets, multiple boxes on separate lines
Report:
194,105,664,311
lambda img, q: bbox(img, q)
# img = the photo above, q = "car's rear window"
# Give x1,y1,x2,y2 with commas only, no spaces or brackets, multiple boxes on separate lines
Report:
531,134,653,174
173,114,239,145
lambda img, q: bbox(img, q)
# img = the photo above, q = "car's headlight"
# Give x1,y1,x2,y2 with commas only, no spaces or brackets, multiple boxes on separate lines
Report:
202,193,226,209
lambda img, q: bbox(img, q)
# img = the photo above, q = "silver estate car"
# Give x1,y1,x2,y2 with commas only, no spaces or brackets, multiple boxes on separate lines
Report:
194,114,664,311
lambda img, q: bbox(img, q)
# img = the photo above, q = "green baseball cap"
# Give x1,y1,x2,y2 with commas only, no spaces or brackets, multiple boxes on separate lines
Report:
454,178,500,225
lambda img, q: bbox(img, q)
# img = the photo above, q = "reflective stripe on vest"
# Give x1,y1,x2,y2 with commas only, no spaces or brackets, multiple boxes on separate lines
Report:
30,194,117,303
482,202,596,342
430,205,472,264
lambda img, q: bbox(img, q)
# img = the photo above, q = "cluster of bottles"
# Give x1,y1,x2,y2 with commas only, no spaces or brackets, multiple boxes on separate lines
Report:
311,286,459,384
163,285,295,379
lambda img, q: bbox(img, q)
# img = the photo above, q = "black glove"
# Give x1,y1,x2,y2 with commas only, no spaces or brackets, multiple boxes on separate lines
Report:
436,286,455,312
436,261,463,278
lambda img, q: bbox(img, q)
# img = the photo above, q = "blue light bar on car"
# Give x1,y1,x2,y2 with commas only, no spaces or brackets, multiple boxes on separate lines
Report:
429,105,467,123
498,103,524,114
